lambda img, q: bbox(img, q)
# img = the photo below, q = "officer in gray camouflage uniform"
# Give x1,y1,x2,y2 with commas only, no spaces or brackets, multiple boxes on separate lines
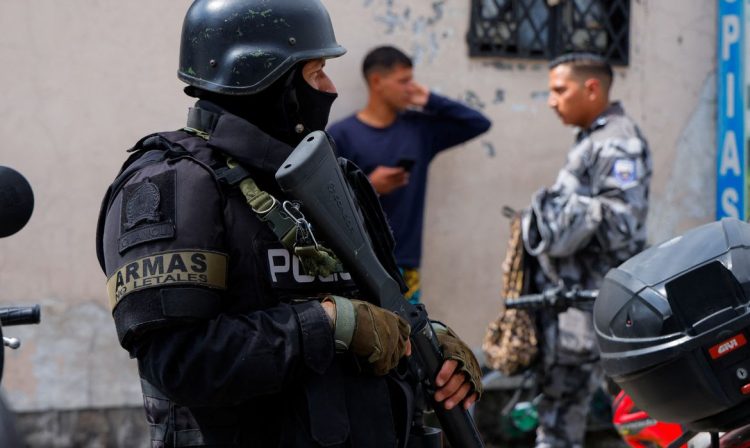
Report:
521,53,652,448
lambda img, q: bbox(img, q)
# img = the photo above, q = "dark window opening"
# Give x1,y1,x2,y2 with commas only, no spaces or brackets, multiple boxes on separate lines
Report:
467,0,630,65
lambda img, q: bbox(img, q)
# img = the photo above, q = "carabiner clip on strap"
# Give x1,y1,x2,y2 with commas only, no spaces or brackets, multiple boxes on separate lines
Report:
226,158,344,278
282,201,344,278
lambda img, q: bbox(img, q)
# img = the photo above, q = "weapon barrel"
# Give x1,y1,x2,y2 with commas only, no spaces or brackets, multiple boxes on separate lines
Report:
505,289,598,311
504,294,546,309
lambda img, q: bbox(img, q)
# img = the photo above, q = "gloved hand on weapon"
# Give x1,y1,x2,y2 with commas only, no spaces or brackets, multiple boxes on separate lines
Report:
433,323,483,411
322,296,411,375
322,296,481,410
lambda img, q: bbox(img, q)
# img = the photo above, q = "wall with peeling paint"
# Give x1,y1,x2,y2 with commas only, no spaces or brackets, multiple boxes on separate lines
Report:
0,0,716,416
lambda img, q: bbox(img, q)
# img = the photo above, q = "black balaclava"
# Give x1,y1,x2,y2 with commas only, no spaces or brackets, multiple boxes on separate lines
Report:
190,62,338,147
290,66,338,137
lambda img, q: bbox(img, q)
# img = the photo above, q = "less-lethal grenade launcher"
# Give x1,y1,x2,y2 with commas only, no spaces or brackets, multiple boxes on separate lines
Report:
276,131,484,448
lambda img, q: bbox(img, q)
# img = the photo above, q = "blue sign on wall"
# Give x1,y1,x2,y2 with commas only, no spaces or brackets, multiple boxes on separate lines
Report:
717,0,747,219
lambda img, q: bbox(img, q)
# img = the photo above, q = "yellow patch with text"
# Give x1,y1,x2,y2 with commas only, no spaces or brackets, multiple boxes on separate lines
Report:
107,250,227,310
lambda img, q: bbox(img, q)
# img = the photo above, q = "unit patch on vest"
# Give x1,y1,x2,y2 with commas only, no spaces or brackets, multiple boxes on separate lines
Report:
107,250,227,310
611,158,637,186
119,171,176,254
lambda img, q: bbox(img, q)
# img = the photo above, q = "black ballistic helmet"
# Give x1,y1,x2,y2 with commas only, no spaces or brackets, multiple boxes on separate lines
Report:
178,0,346,95
595,218,750,431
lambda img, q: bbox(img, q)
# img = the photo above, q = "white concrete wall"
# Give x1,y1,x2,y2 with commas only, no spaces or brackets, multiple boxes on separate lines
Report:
0,0,716,411
0,1,194,411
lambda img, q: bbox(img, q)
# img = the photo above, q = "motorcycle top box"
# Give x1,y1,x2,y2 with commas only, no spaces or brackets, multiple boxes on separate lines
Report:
595,218,750,432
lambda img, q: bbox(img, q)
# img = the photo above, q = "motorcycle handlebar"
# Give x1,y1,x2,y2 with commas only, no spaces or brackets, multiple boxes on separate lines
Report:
505,289,598,311
0,305,40,327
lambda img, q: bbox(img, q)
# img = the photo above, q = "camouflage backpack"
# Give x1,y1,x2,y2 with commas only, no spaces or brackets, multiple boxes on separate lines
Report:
482,214,539,376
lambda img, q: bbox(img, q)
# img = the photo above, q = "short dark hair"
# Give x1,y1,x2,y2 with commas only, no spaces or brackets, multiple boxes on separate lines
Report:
549,52,613,90
362,46,413,80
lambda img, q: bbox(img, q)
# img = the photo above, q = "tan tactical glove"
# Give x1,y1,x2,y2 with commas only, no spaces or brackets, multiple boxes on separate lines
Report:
324,296,411,375
434,323,484,398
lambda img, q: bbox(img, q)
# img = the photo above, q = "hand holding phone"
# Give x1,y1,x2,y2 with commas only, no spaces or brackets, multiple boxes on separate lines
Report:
370,165,410,195
396,158,415,172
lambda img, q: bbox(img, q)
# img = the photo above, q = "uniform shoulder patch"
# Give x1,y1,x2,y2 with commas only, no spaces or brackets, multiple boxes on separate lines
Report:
119,171,176,253
611,158,637,186
107,250,227,310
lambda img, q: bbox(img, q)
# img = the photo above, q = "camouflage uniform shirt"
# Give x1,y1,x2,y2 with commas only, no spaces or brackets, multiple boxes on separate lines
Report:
522,101,652,292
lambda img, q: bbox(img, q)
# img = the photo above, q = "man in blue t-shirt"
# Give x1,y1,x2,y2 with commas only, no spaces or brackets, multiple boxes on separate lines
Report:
328,46,491,303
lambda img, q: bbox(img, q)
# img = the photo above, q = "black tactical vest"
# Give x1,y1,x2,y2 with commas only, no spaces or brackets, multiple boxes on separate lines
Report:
97,115,409,447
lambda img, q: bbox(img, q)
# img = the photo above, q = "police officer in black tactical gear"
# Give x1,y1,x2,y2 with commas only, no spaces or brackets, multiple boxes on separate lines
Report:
95,1,482,446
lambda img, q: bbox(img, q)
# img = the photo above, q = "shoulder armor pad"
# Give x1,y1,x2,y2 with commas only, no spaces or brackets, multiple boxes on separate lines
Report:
96,133,215,271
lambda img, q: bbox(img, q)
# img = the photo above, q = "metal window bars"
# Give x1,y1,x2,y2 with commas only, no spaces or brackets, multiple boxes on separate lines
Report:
468,0,630,65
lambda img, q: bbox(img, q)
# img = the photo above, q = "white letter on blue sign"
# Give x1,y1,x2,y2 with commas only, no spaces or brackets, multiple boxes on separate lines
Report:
723,15,740,60
722,188,740,218
727,72,736,118
720,130,741,176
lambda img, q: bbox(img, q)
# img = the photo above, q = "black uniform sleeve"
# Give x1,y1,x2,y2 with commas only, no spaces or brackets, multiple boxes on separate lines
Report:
101,156,335,407
132,300,333,406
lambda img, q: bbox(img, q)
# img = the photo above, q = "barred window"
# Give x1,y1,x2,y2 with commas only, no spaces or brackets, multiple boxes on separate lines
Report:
467,0,630,65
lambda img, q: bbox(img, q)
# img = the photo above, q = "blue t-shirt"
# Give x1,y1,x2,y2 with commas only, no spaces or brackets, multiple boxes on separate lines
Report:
328,93,491,268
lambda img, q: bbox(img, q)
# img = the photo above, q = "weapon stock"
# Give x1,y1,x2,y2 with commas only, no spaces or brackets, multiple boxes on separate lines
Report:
276,131,484,448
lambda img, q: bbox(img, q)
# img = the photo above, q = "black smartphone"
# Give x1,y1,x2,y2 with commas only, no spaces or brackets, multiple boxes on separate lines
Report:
395,158,415,172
